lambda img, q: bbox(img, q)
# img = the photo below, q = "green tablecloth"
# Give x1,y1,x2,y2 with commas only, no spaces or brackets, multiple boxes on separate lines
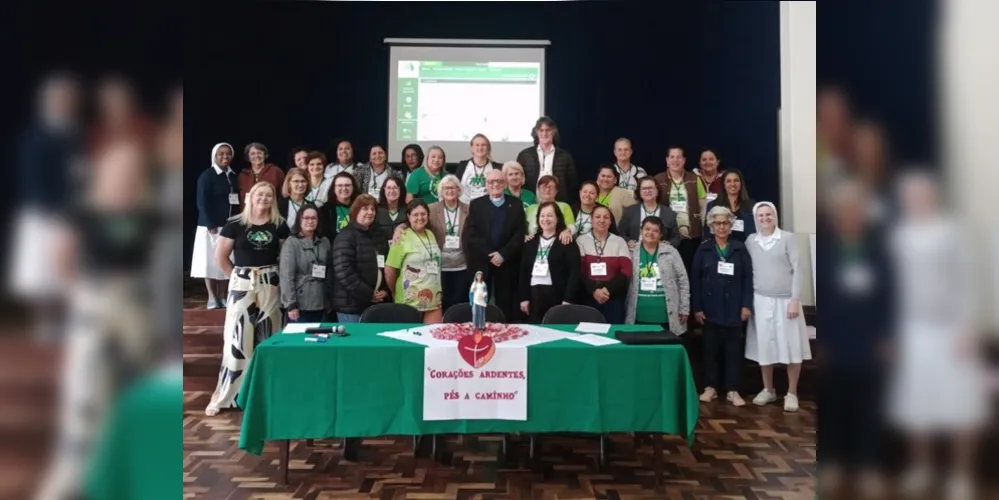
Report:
237,324,699,455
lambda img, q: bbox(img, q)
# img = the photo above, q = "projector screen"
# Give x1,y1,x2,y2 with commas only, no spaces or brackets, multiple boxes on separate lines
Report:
387,42,547,164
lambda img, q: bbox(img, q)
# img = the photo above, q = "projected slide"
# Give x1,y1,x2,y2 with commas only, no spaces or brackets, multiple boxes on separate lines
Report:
396,61,541,143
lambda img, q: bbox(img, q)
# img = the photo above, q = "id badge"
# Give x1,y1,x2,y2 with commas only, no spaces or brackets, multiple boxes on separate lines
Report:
706,192,718,202
670,201,687,213
311,264,327,278
640,277,658,291
732,219,744,232
590,262,607,276
717,262,734,275
229,193,240,205
532,261,549,277
426,261,440,275
376,255,385,268
444,235,460,249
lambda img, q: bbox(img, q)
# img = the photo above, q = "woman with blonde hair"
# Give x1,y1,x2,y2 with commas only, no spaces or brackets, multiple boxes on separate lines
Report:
205,181,290,416
455,133,503,204
502,160,536,207
277,167,310,229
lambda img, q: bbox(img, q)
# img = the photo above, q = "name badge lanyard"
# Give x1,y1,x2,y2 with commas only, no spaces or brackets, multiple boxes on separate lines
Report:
576,211,591,234
225,170,236,218
370,168,387,195
715,243,729,263
670,178,686,205
617,164,634,188
594,236,607,260
471,162,487,187
537,236,554,262
305,242,323,280
416,231,438,266
641,204,658,221
445,207,459,236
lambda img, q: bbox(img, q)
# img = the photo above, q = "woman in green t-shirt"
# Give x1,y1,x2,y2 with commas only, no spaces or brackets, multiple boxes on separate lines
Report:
624,216,690,334
384,199,443,323
405,145,447,204
502,160,537,208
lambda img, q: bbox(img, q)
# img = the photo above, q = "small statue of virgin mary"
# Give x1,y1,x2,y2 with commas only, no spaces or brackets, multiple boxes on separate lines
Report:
468,271,488,330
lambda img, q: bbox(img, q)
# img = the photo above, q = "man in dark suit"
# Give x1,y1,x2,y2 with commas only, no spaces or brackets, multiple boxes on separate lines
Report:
462,169,527,322
515,116,578,204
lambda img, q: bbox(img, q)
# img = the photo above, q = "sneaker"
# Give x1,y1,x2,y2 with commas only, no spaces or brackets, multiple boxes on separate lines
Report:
726,391,746,407
784,393,799,412
753,389,778,406
216,298,227,309
699,387,717,402
206,300,219,310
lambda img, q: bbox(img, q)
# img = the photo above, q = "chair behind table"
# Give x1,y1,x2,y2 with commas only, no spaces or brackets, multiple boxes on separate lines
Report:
442,303,506,323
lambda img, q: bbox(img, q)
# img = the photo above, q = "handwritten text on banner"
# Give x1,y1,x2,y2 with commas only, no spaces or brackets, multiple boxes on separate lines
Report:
422,342,527,421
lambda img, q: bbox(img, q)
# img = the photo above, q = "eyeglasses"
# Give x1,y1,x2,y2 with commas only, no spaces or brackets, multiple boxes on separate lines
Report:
487,179,505,185
300,216,319,221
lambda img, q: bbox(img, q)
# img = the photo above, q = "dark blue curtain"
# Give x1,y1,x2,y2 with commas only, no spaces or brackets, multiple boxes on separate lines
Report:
184,1,781,265
817,0,937,165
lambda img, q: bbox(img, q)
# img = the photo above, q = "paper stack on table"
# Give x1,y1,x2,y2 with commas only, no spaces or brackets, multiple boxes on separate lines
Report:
565,334,620,346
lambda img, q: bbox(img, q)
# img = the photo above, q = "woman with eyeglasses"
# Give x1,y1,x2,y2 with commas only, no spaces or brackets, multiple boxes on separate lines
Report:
279,204,330,323
691,206,754,407
321,172,358,242
277,167,310,230
619,176,680,250
374,176,408,241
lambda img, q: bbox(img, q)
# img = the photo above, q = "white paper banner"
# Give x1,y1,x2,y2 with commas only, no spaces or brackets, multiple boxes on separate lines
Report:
423,340,528,421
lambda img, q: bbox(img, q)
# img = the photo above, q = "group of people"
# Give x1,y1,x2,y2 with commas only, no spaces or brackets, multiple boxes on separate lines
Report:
193,116,812,416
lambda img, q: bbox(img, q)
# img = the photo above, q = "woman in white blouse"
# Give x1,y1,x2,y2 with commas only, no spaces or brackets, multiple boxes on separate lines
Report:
744,202,811,412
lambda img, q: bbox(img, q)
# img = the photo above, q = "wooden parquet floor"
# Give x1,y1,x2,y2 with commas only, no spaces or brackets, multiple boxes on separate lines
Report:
183,392,816,500
182,292,818,499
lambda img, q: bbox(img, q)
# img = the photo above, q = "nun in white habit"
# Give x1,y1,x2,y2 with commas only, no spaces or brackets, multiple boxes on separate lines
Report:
744,201,811,412
190,142,238,308
886,172,988,499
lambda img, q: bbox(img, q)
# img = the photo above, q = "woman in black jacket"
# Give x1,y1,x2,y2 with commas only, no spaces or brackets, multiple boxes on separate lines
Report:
518,201,581,323
330,194,391,323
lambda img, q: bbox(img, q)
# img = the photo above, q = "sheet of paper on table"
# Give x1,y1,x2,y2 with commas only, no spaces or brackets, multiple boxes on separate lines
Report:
574,322,611,334
377,330,457,347
565,333,621,346
282,323,322,333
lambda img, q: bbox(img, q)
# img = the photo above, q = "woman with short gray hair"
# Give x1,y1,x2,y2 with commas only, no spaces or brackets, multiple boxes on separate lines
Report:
691,205,754,407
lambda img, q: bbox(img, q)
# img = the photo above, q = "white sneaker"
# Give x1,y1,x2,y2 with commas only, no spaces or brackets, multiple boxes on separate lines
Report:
206,300,219,310
753,389,777,406
726,391,746,407
699,387,717,402
784,393,799,412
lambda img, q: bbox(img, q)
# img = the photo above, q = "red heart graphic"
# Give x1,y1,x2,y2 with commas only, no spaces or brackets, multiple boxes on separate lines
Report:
457,331,496,369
